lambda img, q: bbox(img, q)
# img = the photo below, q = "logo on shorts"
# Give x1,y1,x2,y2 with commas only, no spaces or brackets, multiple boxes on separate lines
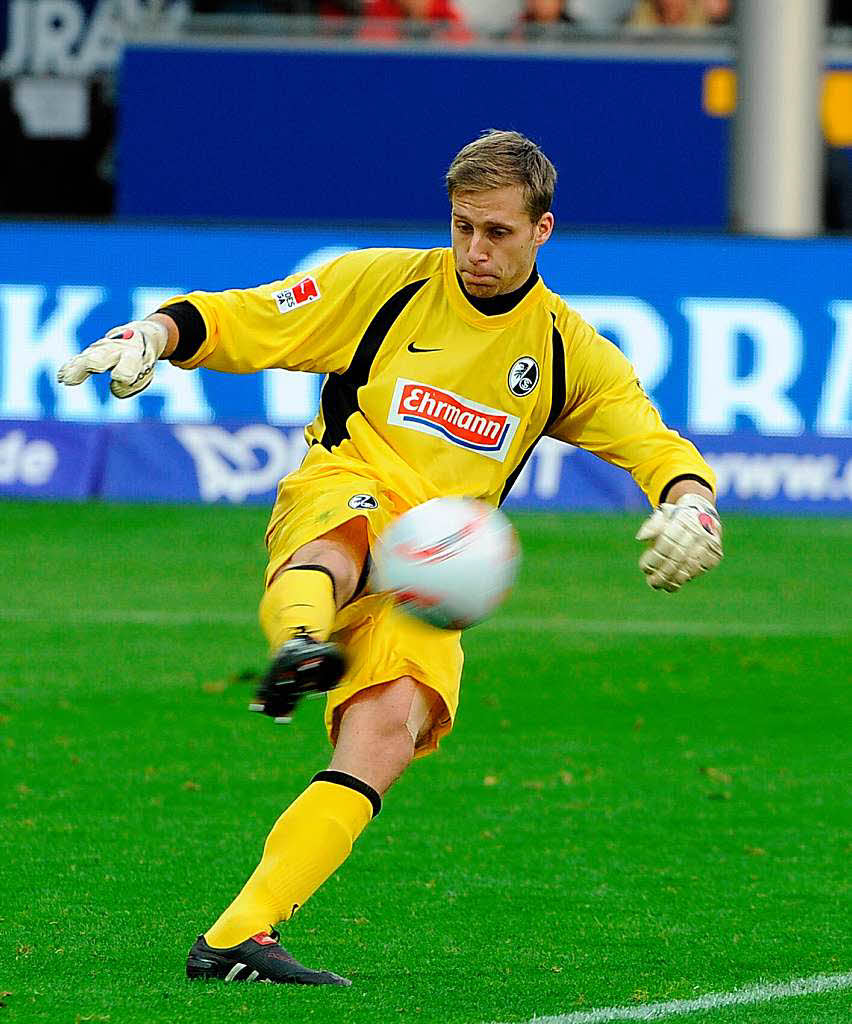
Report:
272,277,321,314
348,493,378,509
508,356,540,397
388,378,519,462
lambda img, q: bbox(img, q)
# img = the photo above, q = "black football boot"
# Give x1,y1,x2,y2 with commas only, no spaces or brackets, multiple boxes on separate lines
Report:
249,631,345,723
186,929,351,986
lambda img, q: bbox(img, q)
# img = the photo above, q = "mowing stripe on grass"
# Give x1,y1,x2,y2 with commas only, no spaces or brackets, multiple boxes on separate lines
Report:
0,608,846,637
493,971,852,1024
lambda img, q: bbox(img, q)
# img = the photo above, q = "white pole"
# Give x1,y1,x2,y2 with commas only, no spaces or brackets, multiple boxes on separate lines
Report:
732,0,827,236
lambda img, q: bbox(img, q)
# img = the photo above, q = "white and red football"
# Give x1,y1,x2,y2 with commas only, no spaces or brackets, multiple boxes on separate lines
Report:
371,497,520,630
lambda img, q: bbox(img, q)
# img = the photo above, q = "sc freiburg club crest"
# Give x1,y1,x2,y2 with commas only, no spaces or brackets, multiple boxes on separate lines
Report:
508,356,540,397
348,494,379,510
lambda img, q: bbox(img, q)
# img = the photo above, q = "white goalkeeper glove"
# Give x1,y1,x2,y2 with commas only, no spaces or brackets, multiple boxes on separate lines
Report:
57,319,169,399
636,493,723,592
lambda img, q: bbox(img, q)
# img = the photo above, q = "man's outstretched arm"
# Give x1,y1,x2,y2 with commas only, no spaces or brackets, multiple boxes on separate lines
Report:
550,316,723,593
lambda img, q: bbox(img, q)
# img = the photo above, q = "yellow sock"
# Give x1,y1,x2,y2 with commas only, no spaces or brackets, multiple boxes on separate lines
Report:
259,566,336,651
204,773,379,949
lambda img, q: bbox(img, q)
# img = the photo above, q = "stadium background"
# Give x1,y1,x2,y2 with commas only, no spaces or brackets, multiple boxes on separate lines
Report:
1,3,850,512
1,4,851,1024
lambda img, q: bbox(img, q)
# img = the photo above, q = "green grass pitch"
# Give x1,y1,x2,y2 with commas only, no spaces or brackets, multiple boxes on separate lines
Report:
1,502,849,1024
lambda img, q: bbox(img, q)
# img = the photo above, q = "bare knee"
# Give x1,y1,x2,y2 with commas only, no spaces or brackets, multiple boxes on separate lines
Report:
270,518,369,607
329,677,431,795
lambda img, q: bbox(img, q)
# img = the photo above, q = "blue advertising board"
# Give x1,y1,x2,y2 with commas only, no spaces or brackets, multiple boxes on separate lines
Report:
115,43,852,229
3,420,849,514
0,221,849,512
118,44,728,229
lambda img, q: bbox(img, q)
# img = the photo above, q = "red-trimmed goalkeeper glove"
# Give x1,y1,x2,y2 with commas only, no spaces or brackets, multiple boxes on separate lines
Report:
636,493,723,592
57,319,169,399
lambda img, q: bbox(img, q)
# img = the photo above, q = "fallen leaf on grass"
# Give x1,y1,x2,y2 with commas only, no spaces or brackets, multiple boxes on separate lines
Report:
231,668,262,684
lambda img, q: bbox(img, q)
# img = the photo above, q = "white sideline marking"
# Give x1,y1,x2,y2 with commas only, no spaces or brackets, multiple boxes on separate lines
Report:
490,971,852,1024
0,608,846,637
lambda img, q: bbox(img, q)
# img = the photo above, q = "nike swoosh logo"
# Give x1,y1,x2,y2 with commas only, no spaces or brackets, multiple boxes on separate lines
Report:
407,341,442,354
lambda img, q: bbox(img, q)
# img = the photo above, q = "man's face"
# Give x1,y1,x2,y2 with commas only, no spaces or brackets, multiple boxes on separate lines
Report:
451,184,554,299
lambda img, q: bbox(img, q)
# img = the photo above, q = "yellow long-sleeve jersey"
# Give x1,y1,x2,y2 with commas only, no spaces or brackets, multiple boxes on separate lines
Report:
165,246,714,508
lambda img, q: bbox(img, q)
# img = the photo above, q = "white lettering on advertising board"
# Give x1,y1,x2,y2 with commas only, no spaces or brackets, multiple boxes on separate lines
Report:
682,299,805,434
0,281,848,438
174,424,307,503
0,428,57,485
1,0,188,78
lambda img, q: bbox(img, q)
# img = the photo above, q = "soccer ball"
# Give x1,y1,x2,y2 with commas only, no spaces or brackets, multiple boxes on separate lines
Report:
371,497,520,630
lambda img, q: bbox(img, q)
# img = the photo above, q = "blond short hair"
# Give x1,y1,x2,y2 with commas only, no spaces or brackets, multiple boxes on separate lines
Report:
446,130,557,223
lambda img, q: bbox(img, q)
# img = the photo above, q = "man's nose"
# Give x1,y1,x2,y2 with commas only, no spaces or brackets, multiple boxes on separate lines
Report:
468,233,490,261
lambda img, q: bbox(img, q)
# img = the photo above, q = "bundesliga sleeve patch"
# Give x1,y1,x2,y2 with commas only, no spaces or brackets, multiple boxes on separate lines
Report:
388,378,519,462
272,276,321,314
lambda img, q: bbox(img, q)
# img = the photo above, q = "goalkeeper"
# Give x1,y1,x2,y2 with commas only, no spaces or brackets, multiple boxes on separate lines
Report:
57,130,723,986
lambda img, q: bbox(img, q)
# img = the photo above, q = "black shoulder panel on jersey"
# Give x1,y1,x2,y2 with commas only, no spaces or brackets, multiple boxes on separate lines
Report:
318,277,429,450
499,314,567,506
544,316,567,433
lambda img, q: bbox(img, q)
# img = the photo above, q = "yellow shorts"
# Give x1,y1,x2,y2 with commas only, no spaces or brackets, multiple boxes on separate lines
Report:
264,463,464,756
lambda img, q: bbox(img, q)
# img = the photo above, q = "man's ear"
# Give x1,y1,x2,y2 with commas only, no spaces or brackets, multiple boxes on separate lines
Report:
535,212,554,246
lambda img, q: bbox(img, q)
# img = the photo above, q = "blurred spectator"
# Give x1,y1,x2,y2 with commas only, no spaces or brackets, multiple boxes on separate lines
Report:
359,0,473,40
453,0,522,36
563,0,730,28
564,0,633,27
629,0,731,27
523,0,571,24
192,2,361,11
362,0,459,20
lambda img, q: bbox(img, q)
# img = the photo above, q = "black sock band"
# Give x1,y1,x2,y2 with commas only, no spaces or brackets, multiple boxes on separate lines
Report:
311,770,382,818
278,564,337,605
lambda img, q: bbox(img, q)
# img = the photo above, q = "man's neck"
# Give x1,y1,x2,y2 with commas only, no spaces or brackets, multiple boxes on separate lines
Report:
458,266,539,315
